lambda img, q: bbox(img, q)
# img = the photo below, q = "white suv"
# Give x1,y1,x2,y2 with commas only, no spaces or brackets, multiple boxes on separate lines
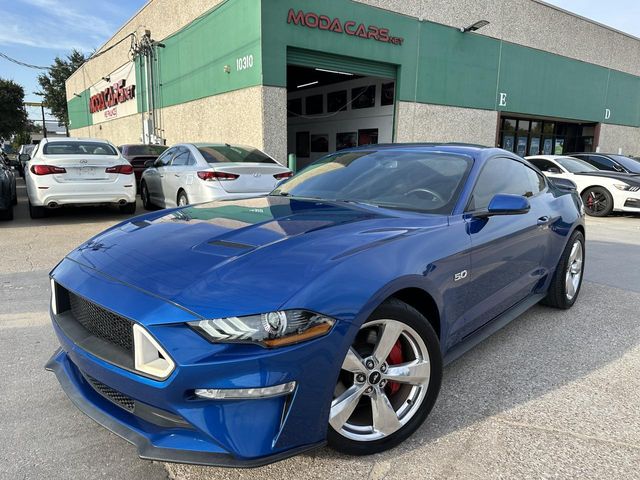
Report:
22,138,136,218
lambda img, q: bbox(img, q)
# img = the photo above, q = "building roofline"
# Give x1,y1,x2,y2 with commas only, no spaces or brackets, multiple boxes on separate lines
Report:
532,0,640,42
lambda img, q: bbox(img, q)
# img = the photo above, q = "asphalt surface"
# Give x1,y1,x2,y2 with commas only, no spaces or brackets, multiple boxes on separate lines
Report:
1,178,639,479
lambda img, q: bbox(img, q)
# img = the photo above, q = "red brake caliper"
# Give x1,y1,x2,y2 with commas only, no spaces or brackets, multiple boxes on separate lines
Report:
385,340,404,395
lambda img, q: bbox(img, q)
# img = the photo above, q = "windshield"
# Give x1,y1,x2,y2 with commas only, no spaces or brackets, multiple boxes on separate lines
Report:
556,157,599,173
124,145,167,156
43,141,117,155
609,155,640,173
271,151,473,214
197,145,276,164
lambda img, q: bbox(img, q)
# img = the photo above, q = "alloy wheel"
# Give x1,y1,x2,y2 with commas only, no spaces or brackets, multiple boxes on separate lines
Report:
565,240,583,300
330,319,431,441
584,190,609,215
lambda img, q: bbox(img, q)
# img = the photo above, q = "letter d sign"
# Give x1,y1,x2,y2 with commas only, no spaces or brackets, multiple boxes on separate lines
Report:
604,108,611,120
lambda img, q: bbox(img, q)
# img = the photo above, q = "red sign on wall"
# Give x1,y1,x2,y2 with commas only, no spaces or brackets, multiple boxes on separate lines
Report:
89,79,136,114
287,9,404,46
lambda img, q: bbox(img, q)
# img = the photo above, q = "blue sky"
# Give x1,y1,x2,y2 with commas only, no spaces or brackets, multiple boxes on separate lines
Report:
1,0,639,123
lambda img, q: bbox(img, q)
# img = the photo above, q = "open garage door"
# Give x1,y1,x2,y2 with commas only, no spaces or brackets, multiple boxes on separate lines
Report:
287,48,397,169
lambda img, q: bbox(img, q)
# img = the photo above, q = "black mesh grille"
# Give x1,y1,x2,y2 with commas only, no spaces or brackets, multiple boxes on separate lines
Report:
83,373,135,412
69,293,133,352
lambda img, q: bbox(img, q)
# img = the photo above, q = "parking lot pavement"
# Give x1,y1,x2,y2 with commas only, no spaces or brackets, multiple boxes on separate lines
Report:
1,179,639,479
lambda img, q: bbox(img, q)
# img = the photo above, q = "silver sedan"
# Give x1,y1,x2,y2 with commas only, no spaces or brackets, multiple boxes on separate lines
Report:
140,143,292,209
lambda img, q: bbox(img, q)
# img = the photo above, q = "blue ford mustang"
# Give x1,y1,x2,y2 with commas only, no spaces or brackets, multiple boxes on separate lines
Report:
46,145,585,466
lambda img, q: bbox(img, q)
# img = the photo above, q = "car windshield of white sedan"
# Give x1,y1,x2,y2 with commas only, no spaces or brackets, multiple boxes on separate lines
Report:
272,151,473,214
198,145,276,164
42,142,117,155
556,157,599,173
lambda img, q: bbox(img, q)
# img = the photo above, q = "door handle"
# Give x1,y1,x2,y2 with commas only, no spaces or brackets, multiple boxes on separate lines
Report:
537,216,550,225
159,175,164,178
174,174,181,178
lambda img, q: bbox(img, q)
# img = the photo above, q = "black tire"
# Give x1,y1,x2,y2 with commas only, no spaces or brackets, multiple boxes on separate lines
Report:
119,202,136,214
327,298,442,455
177,190,189,207
541,230,585,309
581,187,613,217
12,194,17,205
141,182,154,210
28,201,46,219
0,206,13,221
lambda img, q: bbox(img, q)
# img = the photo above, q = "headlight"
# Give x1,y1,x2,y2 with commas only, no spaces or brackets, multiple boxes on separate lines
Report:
614,184,640,192
188,310,335,347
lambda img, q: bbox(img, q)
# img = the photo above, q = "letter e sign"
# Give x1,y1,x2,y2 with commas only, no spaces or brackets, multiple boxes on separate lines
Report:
498,93,507,107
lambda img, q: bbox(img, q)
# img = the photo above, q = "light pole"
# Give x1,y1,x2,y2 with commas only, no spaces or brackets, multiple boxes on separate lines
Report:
24,101,48,138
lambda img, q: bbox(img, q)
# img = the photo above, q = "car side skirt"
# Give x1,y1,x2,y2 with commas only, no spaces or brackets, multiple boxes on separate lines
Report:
443,293,545,366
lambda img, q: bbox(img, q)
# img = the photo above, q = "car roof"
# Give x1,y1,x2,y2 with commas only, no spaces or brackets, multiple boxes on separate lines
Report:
335,143,500,157
43,137,114,144
525,155,575,161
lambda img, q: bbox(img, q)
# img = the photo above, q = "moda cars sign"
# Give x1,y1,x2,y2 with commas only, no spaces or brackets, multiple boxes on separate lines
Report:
89,62,138,124
287,9,404,45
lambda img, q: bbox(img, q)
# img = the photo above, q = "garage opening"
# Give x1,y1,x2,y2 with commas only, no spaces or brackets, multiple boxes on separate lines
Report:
286,49,397,170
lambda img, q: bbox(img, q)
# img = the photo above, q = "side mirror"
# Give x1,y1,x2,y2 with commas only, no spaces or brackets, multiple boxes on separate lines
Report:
18,153,31,162
477,194,531,217
549,177,577,192
144,160,155,168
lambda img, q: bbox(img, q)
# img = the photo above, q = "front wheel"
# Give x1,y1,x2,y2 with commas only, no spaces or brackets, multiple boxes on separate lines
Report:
582,187,613,217
327,299,442,455
0,206,13,221
542,230,585,309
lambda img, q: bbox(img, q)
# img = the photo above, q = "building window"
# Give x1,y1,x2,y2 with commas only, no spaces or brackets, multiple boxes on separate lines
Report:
358,129,379,146
327,90,347,113
305,94,323,115
310,134,329,153
288,98,302,117
336,132,357,150
352,85,376,109
381,82,395,106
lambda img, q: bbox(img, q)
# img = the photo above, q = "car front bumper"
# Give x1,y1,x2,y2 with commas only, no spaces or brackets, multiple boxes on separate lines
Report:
45,349,324,467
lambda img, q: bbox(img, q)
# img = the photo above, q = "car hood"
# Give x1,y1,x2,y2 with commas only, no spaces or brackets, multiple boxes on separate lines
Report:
65,196,447,321
574,171,640,185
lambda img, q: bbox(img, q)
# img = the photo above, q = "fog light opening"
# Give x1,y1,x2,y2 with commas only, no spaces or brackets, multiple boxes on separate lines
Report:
194,381,297,400
133,324,175,380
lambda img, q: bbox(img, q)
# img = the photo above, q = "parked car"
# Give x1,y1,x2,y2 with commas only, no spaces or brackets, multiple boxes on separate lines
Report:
21,137,136,219
17,144,36,177
0,154,17,220
140,143,292,209
526,155,640,216
567,152,640,174
117,143,167,187
46,145,585,466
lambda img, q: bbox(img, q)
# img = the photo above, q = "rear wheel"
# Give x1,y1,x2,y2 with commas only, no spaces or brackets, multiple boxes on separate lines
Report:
542,230,585,309
177,190,189,207
119,202,136,214
141,182,154,210
12,193,17,205
327,299,442,455
582,187,613,217
28,201,46,219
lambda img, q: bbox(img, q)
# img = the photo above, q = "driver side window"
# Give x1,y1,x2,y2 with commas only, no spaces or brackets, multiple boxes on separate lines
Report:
155,148,175,168
468,157,543,211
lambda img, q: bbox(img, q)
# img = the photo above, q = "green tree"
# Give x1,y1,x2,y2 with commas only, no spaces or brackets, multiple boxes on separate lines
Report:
0,79,28,140
37,49,86,129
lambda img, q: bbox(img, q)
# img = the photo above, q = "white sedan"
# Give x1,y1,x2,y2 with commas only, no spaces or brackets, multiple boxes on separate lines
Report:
526,155,640,216
140,143,292,209
22,138,136,219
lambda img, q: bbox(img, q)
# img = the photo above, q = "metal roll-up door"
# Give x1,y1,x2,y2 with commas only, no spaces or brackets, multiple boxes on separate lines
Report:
287,47,396,79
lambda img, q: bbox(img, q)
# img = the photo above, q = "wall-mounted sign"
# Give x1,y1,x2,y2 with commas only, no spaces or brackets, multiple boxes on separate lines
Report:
88,61,138,124
287,9,404,46
89,80,135,114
